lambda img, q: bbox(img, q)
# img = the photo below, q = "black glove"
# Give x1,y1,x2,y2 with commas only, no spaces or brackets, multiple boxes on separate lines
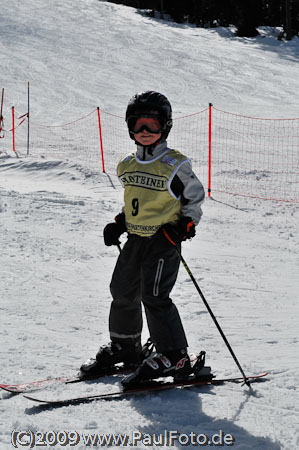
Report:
163,216,196,245
103,213,127,246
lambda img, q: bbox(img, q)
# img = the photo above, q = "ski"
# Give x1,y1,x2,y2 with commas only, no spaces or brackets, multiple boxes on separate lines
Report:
0,365,134,394
0,338,155,394
23,372,268,407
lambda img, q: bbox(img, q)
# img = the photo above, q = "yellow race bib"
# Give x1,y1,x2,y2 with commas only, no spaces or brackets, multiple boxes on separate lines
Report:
118,149,189,237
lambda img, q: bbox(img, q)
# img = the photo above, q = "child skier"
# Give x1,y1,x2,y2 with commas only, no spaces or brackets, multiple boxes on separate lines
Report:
80,91,205,384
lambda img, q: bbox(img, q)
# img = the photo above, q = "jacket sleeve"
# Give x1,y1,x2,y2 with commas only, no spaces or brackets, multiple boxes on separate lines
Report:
173,161,205,225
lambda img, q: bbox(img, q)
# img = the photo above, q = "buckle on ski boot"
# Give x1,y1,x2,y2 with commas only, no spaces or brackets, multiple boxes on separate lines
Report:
139,338,155,362
193,351,214,381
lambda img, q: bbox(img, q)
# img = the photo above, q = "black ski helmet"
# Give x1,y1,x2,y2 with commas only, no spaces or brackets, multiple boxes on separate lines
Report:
125,90,173,141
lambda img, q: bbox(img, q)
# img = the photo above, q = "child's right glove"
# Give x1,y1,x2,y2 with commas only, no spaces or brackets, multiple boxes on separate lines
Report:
162,216,196,246
103,213,127,246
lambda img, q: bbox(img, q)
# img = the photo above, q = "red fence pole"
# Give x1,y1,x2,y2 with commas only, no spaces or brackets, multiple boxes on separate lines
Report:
12,106,15,153
97,107,105,173
208,103,213,197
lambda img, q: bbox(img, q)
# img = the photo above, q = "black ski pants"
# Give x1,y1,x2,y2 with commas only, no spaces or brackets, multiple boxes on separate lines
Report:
109,232,188,352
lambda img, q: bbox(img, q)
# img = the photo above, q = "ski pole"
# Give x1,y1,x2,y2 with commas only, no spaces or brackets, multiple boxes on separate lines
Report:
175,245,252,389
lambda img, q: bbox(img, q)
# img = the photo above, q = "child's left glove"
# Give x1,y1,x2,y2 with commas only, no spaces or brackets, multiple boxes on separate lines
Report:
163,216,196,246
103,213,127,246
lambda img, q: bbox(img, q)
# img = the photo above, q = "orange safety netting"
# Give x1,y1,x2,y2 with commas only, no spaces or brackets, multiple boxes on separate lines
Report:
2,106,298,203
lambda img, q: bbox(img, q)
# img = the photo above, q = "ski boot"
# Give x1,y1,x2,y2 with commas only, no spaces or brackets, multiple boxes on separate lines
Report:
122,348,192,389
79,338,154,379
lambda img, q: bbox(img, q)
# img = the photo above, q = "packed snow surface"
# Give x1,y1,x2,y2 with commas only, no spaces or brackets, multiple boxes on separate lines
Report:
0,1,299,449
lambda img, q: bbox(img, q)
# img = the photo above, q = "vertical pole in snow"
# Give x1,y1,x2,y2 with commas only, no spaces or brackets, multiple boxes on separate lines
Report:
97,107,105,173
0,88,4,115
208,103,213,197
12,106,15,153
27,82,30,155
0,88,4,138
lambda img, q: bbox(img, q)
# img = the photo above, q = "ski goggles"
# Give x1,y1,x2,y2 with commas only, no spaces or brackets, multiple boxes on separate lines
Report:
127,114,165,134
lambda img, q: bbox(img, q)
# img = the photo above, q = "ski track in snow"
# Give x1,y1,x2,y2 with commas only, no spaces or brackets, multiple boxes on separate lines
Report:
1,0,299,449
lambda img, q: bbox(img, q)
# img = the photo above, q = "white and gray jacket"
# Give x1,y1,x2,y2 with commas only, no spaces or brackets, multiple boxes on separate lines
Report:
135,141,205,225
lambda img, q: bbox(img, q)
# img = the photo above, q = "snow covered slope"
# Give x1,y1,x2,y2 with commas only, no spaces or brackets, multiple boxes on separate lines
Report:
1,0,299,121
0,1,298,449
